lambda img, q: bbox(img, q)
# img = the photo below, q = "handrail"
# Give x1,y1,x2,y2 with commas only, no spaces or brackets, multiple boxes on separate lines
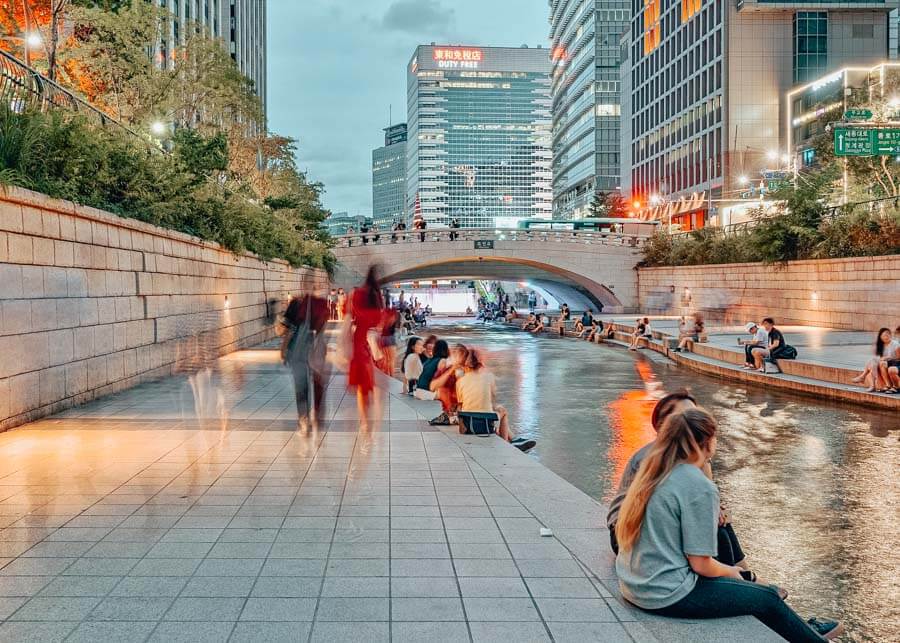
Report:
0,50,147,142
332,227,649,248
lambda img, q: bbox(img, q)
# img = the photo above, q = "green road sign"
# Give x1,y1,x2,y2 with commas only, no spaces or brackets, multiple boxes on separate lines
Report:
834,127,874,156
844,108,873,121
873,128,900,154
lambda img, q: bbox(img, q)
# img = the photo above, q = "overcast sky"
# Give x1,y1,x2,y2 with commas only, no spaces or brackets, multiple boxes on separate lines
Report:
267,0,550,216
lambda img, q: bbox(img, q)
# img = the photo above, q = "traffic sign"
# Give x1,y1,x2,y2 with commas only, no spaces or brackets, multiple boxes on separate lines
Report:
844,108,873,121
834,126,900,156
834,127,873,156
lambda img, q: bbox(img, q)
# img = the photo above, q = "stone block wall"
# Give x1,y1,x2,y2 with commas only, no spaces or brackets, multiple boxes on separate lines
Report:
637,256,900,330
0,187,327,431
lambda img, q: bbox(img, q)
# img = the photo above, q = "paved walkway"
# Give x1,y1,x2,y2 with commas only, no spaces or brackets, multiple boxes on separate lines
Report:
0,344,776,642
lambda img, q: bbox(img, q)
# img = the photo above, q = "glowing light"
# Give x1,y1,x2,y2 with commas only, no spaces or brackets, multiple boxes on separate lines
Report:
738,175,749,185
632,201,641,209
25,32,42,48
889,96,900,108
224,296,230,308
767,150,779,161
649,194,662,206
150,121,168,136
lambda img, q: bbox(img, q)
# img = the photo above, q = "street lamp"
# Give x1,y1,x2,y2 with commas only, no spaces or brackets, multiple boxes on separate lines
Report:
738,175,749,186
150,120,168,137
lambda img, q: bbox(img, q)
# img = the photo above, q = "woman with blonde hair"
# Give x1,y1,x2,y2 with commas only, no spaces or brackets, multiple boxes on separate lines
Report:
615,408,843,642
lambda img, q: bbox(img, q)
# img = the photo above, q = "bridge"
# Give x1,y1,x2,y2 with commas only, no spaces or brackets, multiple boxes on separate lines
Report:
331,228,648,312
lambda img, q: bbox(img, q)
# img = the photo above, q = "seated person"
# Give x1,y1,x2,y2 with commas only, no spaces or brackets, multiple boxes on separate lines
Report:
560,303,571,321
737,321,768,366
417,339,449,393
575,309,594,335
614,407,843,642
455,349,535,452
427,343,469,426
556,315,567,336
586,318,603,342
853,327,900,392
628,318,647,350
675,314,706,352
531,314,549,333
505,306,518,323
402,336,424,394
751,318,783,372
521,313,538,331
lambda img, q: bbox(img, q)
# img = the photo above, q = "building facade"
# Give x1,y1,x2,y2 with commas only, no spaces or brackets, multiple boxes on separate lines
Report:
324,212,370,237
372,124,408,229
156,0,267,116
406,45,553,229
622,0,896,229
548,0,629,220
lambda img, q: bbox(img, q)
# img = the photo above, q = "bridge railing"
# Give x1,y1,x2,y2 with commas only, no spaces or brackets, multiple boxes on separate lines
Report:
332,227,649,249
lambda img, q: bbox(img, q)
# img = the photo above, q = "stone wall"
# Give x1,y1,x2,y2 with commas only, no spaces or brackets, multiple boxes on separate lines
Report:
637,256,900,330
0,187,327,431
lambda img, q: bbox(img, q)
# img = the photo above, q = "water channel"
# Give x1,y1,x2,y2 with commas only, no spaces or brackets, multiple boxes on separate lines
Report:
429,320,899,643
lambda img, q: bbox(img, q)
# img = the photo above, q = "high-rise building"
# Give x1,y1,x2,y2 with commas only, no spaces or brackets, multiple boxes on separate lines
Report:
372,124,408,229
406,45,553,229
156,0,267,117
548,0,629,219
621,0,896,229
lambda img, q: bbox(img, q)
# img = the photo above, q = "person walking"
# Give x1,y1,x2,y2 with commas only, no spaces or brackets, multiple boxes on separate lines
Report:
281,292,329,432
615,408,844,641
349,266,385,430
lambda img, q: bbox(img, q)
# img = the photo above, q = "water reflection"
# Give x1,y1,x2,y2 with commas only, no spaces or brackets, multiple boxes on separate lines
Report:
433,321,899,643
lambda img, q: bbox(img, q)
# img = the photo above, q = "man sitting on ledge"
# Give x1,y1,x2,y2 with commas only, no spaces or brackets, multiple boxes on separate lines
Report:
739,321,768,369
752,318,784,373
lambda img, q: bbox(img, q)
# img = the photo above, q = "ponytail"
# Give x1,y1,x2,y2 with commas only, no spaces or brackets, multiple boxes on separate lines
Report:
615,408,717,552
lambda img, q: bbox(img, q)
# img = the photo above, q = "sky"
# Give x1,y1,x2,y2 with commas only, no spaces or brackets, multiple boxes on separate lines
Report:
267,0,550,216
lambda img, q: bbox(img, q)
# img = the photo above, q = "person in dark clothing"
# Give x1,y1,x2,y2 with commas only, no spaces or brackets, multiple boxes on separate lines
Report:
280,293,330,431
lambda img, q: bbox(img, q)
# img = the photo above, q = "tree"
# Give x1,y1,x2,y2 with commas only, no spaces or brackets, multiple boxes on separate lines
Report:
589,191,629,218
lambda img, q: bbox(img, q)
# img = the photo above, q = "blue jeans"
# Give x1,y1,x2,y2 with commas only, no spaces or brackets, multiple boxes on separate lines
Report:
648,577,825,642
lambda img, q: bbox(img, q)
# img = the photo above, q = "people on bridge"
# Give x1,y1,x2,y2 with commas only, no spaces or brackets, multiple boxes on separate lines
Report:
614,405,844,642
450,217,460,240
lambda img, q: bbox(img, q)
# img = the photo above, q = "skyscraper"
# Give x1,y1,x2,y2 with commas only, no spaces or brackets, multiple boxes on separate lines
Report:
548,0,629,219
406,45,553,229
156,0,267,117
372,123,408,230
622,0,896,229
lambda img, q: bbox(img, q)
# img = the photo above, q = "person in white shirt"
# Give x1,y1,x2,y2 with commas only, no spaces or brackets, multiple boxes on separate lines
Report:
738,322,769,369
401,336,424,394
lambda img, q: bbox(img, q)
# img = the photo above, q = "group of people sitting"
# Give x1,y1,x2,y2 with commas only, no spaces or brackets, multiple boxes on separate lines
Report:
854,325,900,393
737,318,797,372
609,390,844,642
400,333,536,452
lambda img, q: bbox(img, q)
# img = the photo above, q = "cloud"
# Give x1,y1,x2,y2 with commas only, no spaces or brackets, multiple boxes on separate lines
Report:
382,0,455,35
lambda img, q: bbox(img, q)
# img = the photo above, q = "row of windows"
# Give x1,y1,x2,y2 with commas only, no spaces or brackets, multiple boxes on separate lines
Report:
631,128,723,198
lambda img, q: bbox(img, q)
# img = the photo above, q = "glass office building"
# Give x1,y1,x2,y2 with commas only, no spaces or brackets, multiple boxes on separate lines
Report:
406,45,553,228
622,0,895,228
372,124,408,229
549,0,629,219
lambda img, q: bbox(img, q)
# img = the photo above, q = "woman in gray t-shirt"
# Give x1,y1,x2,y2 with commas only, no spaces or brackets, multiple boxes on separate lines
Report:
615,408,843,642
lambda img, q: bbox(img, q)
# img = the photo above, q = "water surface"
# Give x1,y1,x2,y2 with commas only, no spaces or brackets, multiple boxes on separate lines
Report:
432,321,899,643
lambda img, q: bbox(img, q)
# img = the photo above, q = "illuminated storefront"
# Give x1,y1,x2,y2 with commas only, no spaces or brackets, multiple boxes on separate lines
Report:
406,45,553,229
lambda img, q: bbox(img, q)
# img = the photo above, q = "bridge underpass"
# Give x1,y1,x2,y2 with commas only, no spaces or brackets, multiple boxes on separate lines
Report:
331,228,647,313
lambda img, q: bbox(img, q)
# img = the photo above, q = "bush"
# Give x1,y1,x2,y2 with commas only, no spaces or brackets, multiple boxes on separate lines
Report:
0,106,333,270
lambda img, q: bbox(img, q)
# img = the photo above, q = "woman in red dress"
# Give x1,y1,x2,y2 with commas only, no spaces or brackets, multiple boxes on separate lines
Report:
349,266,385,429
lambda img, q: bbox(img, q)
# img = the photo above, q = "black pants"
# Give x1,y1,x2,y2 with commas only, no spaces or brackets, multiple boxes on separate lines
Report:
609,523,744,566
648,577,824,642
744,344,756,365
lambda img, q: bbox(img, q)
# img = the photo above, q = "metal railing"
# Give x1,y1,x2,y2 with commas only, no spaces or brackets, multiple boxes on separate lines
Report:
333,227,649,249
0,50,145,141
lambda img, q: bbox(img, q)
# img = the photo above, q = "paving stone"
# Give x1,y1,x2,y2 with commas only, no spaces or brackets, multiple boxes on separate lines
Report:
148,621,235,642
309,621,388,642
0,621,78,642
463,597,541,622
89,596,173,621
314,597,389,622
525,576,601,598
251,576,322,598
547,621,633,642
470,621,552,643
164,597,245,621
320,576,388,597
392,621,469,642
66,621,157,643
181,576,256,597
458,577,529,598
239,597,317,621
231,621,312,642
390,576,460,598
391,597,465,621
11,595,101,621
533,598,617,622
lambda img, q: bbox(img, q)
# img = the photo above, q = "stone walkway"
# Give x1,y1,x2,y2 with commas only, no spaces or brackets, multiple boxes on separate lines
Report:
0,345,776,642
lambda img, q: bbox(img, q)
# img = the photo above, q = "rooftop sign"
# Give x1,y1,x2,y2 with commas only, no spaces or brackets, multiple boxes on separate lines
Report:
432,47,483,69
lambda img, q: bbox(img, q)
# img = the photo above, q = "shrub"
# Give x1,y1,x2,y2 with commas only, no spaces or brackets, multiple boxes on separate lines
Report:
0,106,333,270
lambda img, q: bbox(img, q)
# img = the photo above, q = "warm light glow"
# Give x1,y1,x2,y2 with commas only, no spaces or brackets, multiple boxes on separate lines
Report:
632,201,641,209
25,32,42,48
649,194,662,206
811,292,818,301
150,121,167,136
767,150,779,161
738,175,749,185
643,0,661,54
224,296,230,309
889,96,900,108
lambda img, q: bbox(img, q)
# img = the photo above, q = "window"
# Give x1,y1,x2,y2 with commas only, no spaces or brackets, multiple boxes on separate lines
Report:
793,12,828,84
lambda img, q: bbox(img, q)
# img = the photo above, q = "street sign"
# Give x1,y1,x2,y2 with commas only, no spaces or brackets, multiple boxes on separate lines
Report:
474,240,494,250
834,127,873,156
834,126,900,156
844,108,873,121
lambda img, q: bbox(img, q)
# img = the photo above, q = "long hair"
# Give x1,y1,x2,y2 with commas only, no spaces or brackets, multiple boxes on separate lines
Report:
650,390,697,430
432,340,450,361
875,327,891,357
615,408,717,552
403,336,422,362
363,265,383,309
464,348,484,371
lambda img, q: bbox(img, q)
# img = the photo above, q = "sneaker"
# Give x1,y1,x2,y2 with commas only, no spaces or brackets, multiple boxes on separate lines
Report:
513,439,536,452
807,617,844,640
429,412,452,426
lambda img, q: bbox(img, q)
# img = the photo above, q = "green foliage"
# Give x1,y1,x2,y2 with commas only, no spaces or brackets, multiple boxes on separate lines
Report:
589,191,629,218
641,168,899,267
0,106,333,270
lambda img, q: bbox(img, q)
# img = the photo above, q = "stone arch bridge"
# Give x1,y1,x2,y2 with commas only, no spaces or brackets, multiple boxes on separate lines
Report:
331,228,648,312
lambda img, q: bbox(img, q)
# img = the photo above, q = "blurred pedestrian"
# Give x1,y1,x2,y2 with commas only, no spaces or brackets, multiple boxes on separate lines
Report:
349,265,385,430
281,291,330,432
